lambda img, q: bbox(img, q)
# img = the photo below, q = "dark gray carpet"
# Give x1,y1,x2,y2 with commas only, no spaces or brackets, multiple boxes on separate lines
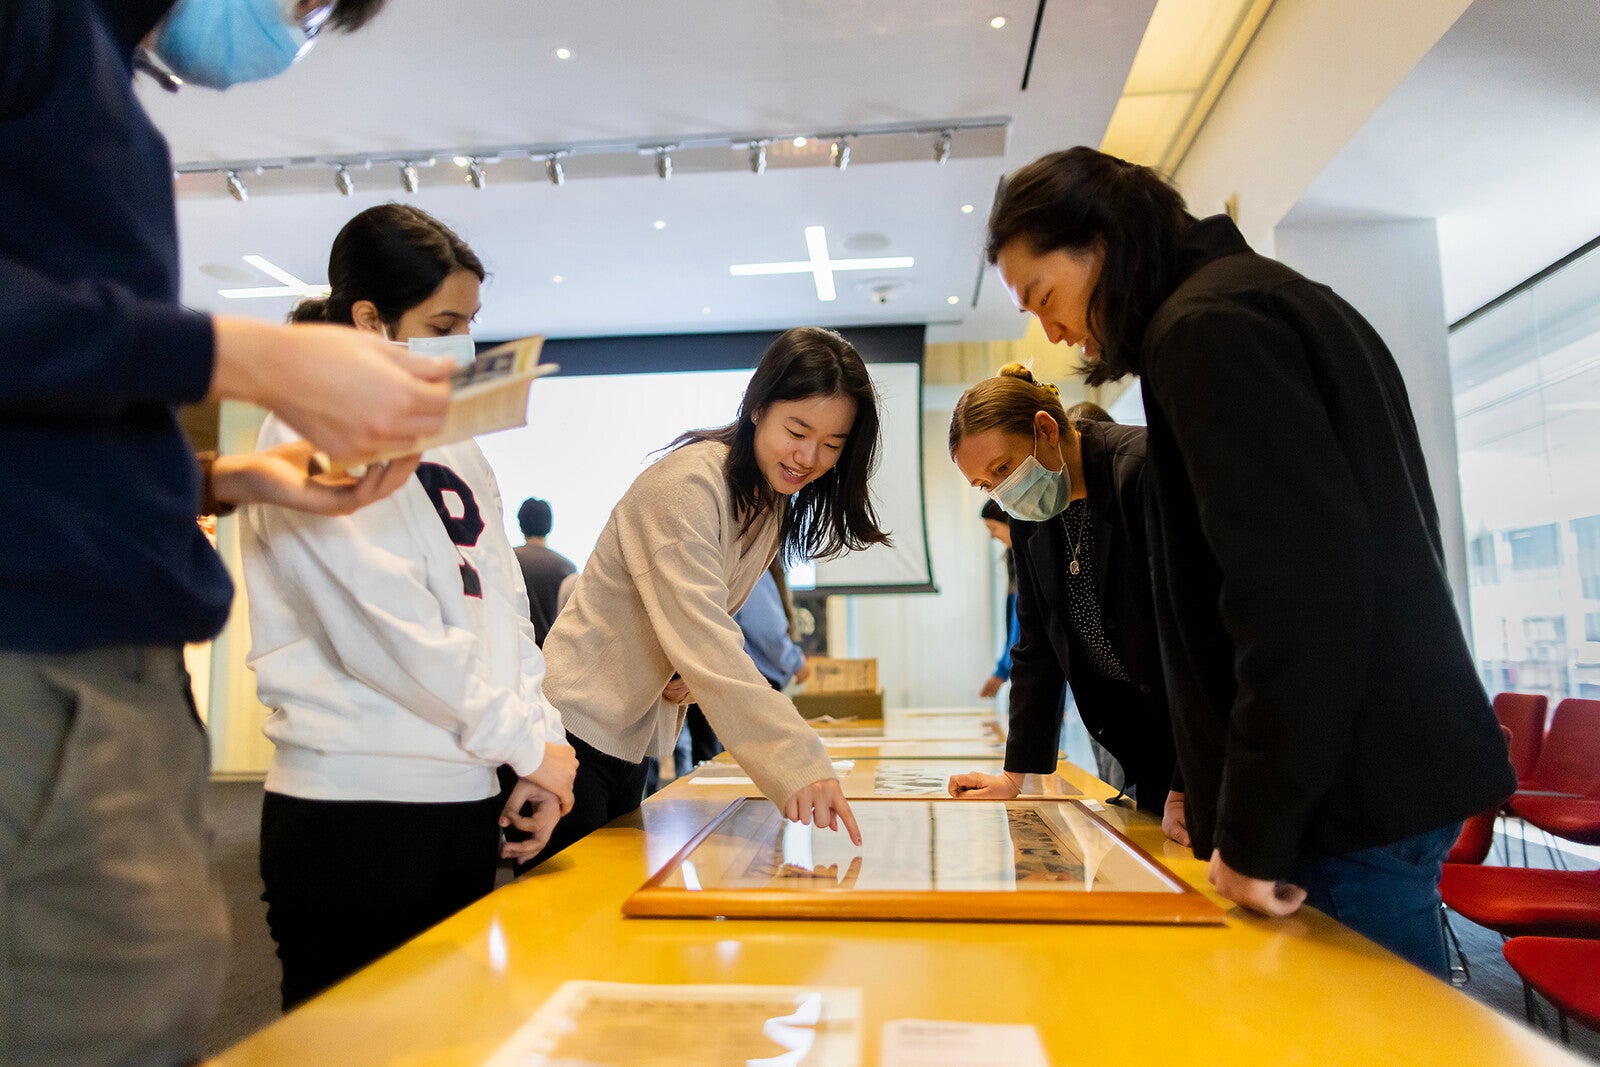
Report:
202,781,1600,1058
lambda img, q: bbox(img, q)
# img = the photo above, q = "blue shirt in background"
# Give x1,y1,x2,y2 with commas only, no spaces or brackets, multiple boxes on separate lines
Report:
734,572,805,688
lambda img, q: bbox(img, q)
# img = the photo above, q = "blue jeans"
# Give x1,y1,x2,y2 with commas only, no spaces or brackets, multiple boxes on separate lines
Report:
1289,823,1461,978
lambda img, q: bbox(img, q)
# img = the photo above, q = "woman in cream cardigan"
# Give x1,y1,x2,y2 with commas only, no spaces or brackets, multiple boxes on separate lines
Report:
522,327,890,864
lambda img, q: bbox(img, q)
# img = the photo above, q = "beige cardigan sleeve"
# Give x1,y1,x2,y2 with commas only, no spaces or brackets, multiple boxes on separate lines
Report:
617,463,836,807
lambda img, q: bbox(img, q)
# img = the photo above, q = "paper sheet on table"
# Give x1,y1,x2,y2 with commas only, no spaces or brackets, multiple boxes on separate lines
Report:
324,335,555,471
881,1020,1048,1067
692,760,854,786
484,981,862,1067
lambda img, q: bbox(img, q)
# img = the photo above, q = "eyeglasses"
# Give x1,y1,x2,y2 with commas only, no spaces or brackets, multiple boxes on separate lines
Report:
294,2,336,60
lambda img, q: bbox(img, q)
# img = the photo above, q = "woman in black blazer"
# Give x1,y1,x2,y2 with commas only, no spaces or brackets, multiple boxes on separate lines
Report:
946,364,1181,833
979,146,1515,976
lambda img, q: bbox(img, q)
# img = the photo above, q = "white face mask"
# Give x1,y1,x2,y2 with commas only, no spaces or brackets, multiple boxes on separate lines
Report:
403,333,478,367
990,430,1071,522
385,330,478,368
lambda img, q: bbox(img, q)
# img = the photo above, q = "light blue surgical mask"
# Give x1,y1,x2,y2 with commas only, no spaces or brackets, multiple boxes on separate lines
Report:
151,0,328,90
990,431,1071,522
389,332,478,368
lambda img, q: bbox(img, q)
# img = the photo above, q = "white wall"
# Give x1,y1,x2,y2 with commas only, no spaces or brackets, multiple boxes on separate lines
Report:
1274,218,1470,618
1174,0,1473,251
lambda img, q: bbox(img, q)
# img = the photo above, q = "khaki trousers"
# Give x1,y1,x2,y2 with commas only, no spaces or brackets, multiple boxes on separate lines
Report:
0,647,229,1067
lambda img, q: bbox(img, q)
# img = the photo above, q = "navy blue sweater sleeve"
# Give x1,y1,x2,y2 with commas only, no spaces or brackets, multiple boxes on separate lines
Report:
0,2,215,420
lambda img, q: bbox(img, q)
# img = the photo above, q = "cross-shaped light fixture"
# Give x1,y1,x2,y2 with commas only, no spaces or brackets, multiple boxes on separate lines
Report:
729,226,912,301
217,255,332,300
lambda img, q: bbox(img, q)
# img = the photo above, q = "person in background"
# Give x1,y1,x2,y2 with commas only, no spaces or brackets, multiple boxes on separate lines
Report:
535,327,891,862
1065,400,1113,424
241,205,575,1010
983,145,1515,973
976,498,1022,700
675,563,816,776
0,3,450,1063
946,365,1179,827
515,497,577,647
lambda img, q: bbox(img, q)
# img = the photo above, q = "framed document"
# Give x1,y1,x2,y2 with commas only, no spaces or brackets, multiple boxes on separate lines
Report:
624,799,1222,925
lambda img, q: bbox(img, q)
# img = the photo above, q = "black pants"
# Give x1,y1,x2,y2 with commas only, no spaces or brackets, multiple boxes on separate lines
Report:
259,790,501,1010
519,732,649,873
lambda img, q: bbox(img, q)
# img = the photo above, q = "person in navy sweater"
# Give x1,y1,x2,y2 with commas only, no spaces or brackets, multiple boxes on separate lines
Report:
0,3,452,1063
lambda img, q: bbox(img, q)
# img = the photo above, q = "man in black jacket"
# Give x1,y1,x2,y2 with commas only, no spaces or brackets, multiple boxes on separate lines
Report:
984,147,1514,976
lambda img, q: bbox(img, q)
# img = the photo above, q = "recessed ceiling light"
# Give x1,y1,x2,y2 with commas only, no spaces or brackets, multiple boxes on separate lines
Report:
453,156,470,167
553,47,572,60
961,203,975,214
947,295,960,305
701,307,712,314
551,275,564,284
792,136,808,148
653,220,667,230
989,15,1006,29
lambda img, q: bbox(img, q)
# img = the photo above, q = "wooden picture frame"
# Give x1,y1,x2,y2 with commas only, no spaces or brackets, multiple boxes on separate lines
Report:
624,798,1223,925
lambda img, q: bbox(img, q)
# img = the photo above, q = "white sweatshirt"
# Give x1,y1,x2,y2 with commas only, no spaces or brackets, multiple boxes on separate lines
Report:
240,416,564,803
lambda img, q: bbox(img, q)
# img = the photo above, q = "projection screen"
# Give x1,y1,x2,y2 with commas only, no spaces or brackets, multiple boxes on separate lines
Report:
476,325,933,594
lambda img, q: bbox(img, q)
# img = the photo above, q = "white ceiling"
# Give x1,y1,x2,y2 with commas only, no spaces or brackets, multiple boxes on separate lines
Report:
1283,0,1600,324
141,0,1157,344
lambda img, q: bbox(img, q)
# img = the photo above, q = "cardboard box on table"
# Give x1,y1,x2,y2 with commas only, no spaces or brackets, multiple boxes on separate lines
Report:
792,657,884,721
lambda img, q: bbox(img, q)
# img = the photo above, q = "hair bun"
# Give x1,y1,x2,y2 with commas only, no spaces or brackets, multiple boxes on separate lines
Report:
288,296,331,325
998,362,1035,383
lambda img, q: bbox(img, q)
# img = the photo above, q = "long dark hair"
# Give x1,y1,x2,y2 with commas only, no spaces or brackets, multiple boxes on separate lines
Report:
985,146,1195,384
291,203,484,329
673,327,891,563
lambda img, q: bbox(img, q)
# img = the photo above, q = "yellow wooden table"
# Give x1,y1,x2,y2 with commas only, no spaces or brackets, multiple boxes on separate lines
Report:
209,756,1584,1065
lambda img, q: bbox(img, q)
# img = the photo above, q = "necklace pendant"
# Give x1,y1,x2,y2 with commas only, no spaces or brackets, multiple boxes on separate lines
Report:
1069,559,1081,576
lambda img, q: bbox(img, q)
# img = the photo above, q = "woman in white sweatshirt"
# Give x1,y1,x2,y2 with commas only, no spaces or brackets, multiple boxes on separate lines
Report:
535,326,890,864
240,205,576,1010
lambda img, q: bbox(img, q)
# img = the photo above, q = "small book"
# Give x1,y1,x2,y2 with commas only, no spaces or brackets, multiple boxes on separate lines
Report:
324,334,556,471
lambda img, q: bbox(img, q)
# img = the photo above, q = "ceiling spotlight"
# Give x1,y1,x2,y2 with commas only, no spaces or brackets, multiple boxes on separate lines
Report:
399,161,419,194
467,158,486,189
831,137,850,170
947,295,961,305
749,141,768,175
792,135,808,148
225,169,247,203
653,219,667,230
551,275,564,284
334,165,354,196
960,203,975,214
453,156,471,167
934,129,953,164
546,154,565,186
655,146,673,181
553,46,572,60
990,15,1007,28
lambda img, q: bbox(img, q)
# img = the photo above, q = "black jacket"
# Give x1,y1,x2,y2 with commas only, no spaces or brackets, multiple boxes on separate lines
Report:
1004,421,1177,813
1137,215,1516,879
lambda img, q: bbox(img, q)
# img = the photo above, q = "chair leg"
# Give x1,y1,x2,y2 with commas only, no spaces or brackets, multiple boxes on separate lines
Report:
1558,1009,1569,1044
1519,817,1529,866
1440,904,1470,986
1524,980,1537,1025
1543,829,1567,871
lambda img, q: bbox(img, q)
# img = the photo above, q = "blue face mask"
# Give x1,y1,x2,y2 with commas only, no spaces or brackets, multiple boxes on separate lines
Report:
990,431,1071,522
404,333,478,367
151,0,323,90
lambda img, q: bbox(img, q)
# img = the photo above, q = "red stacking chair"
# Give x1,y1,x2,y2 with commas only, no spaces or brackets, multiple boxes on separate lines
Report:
1503,937,1600,1044
1511,797,1600,847
1509,698,1600,861
1494,692,1549,785
1441,727,1515,982
1515,698,1600,797
1439,866,1600,940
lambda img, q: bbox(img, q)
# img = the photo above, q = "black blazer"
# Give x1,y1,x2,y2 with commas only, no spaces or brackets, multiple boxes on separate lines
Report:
1138,215,1516,878
1005,421,1177,813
